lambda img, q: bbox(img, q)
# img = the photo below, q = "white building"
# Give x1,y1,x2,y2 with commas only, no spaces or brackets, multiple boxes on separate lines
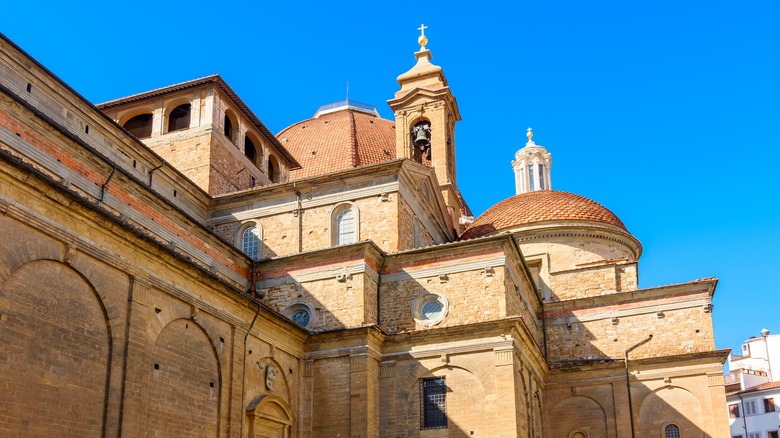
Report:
726,329,780,438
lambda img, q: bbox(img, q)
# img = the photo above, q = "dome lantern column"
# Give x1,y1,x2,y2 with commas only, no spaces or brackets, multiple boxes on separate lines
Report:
513,128,552,195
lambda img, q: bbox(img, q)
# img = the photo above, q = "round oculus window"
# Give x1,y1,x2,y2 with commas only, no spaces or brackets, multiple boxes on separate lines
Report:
421,300,444,319
411,292,449,327
292,308,310,327
285,303,314,328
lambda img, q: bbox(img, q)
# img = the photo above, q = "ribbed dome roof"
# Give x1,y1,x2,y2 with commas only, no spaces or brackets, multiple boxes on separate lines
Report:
277,107,396,180
461,190,627,240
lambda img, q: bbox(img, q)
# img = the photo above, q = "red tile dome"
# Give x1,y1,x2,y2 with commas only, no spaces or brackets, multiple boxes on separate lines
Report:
461,190,628,240
277,103,396,180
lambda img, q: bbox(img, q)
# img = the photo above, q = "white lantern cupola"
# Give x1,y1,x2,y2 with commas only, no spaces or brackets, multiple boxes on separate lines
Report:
513,127,552,194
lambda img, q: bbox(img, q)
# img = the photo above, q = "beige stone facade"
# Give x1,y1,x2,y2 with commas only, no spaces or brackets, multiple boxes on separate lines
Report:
0,31,730,438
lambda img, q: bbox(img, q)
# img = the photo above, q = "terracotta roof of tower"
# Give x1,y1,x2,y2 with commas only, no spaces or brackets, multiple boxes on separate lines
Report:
461,190,628,240
277,109,396,180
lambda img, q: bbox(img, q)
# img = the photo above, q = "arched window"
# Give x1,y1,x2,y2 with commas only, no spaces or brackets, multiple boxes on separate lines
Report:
223,111,238,144
245,135,257,165
336,209,355,245
168,104,191,132
664,424,680,438
123,113,153,138
241,225,261,260
411,120,431,163
331,204,359,246
268,156,281,183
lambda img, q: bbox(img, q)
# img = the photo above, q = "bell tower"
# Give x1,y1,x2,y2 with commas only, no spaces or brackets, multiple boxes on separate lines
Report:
388,26,464,223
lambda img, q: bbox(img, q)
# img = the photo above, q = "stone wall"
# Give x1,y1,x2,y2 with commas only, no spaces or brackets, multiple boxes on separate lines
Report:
545,296,715,361
0,121,305,437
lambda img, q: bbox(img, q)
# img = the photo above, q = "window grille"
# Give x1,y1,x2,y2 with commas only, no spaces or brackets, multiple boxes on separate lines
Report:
665,424,680,438
420,377,447,429
242,226,260,260
337,209,356,245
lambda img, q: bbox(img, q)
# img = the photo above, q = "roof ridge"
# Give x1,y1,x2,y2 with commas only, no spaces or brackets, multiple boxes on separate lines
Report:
348,110,359,167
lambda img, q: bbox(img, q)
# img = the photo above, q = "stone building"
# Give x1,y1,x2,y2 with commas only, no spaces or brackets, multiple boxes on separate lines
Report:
0,28,730,437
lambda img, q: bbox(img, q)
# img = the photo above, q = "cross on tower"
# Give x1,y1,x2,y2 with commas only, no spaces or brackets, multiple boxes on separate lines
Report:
418,24,428,37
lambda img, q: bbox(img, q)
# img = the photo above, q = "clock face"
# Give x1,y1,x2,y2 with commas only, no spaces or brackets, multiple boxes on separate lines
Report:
292,308,311,327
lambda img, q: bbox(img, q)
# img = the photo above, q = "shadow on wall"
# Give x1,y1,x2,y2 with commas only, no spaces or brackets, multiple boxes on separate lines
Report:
547,381,711,438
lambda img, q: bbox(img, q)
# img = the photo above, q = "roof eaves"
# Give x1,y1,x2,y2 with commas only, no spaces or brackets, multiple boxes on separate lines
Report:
96,75,301,169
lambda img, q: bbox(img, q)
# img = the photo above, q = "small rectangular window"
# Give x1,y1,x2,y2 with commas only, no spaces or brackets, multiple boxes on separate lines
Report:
729,403,740,418
768,431,779,438
528,165,535,191
748,433,760,438
764,398,775,413
420,377,447,429
746,400,758,415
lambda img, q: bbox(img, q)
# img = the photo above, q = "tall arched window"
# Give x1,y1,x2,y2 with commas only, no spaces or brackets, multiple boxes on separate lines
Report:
268,156,281,183
664,424,680,438
331,204,359,246
241,226,261,260
168,104,191,132
245,135,257,165
223,111,238,144
123,113,153,138
337,209,355,245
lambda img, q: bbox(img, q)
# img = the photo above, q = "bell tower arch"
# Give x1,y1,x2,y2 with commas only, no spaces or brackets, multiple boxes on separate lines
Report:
388,25,466,229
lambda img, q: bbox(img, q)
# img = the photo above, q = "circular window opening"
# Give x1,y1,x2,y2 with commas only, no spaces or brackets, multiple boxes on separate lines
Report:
422,300,443,319
284,302,314,329
412,292,449,327
292,308,310,326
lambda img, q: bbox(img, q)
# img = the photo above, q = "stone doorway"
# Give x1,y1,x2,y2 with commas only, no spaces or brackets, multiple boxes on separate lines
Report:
246,395,294,438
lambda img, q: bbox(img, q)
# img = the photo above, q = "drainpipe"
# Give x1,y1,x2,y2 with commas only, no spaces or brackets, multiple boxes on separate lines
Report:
148,162,164,186
736,393,748,436
97,167,116,207
625,334,653,438
239,303,261,438
295,189,303,253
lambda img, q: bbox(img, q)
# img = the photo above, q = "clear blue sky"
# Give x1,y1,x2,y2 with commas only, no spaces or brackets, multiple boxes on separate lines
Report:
2,1,778,358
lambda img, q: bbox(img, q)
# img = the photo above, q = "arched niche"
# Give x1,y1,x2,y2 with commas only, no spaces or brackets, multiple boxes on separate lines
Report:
548,395,608,438
246,395,294,438
146,318,220,437
638,386,705,437
0,259,111,436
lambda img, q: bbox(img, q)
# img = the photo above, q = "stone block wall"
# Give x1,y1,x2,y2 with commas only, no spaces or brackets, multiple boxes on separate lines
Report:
380,269,504,334
548,261,639,300
545,303,714,361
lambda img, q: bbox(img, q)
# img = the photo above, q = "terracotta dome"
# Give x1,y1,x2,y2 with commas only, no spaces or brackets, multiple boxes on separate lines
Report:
461,190,627,240
277,102,396,180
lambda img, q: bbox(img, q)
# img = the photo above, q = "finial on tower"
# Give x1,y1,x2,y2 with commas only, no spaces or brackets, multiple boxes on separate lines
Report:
418,24,428,49
526,127,535,145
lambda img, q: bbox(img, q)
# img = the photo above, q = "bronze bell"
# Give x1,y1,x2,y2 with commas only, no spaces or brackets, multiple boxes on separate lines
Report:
413,128,430,148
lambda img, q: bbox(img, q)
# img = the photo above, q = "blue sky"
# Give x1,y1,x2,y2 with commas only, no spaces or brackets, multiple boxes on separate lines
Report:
2,1,778,358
